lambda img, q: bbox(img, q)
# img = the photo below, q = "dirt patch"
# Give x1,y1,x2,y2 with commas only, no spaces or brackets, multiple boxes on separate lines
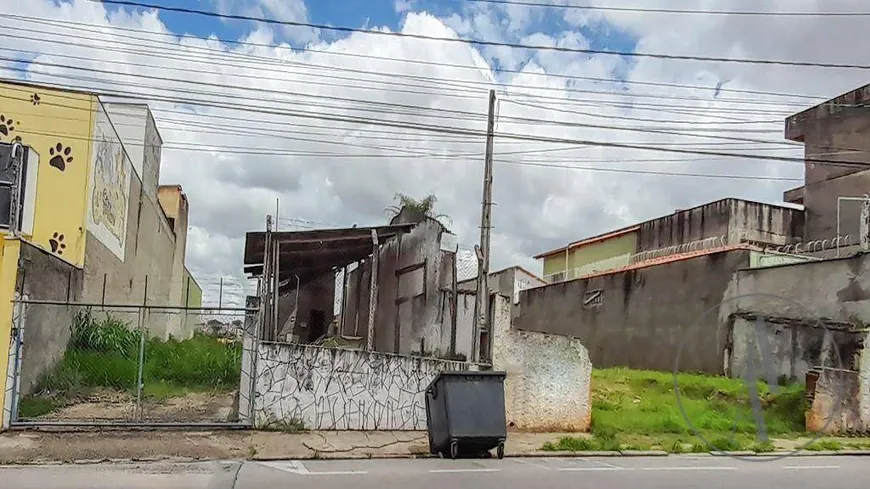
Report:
32,390,237,423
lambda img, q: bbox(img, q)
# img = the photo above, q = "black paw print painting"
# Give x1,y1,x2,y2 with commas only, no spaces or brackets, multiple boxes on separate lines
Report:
30,93,41,106
49,232,66,255
49,143,73,172
0,114,18,138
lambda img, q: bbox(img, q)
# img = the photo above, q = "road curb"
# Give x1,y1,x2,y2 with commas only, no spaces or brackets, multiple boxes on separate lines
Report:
5,449,870,466
619,450,669,457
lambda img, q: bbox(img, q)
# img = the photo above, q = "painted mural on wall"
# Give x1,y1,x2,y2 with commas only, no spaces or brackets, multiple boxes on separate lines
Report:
87,105,130,261
0,81,96,267
254,343,471,430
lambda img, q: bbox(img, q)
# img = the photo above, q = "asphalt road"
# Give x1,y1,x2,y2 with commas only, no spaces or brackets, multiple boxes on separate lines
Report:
3,456,868,489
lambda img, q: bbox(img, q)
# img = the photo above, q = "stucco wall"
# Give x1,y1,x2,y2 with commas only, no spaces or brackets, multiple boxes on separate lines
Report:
541,232,637,278
516,249,752,373
491,294,592,432
15,242,83,395
0,80,97,267
253,342,472,430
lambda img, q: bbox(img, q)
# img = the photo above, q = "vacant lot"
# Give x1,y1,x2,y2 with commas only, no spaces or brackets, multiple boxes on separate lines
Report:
19,309,241,422
544,367,808,453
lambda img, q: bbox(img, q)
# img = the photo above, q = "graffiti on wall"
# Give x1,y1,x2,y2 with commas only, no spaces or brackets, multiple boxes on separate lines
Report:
87,106,130,261
254,343,471,430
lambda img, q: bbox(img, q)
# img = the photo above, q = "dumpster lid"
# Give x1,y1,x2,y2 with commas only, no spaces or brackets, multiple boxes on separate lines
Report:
426,370,507,393
435,370,506,378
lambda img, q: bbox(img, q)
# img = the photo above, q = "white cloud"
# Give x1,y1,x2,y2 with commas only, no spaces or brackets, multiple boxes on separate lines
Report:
2,0,867,306
395,0,416,14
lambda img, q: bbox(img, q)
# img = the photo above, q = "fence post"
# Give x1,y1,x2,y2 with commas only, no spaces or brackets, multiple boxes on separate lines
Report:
5,271,26,426
218,277,224,310
134,276,148,421
100,273,107,310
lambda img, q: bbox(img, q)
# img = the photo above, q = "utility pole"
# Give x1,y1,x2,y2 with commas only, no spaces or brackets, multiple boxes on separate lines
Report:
473,89,496,364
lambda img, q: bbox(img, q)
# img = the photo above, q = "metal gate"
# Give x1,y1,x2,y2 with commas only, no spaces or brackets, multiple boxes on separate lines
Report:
6,297,259,427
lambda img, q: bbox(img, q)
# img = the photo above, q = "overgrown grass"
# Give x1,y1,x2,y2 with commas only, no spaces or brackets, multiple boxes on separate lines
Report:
543,367,807,453
19,309,241,418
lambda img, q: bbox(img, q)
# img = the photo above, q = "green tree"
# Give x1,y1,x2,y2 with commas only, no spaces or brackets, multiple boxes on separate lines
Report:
385,192,449,224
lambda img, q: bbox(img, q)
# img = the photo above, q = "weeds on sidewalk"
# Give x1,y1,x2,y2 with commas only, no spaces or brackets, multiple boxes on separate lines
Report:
19,309,242,418
542,368,806,453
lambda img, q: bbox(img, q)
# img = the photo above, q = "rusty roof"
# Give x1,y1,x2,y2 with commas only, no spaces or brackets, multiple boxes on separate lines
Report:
243,224,415,282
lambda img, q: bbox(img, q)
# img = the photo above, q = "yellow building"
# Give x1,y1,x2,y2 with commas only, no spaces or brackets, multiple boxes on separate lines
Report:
0,79,198,427
535,226,639,282
1,80,99,424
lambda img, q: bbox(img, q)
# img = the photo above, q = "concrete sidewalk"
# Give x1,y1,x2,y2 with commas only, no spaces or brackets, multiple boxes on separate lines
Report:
0,430,574,464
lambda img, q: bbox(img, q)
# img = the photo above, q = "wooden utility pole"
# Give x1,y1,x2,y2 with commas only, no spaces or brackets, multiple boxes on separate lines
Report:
473,89,497,363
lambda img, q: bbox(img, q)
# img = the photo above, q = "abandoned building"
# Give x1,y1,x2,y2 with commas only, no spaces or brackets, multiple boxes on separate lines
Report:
243,207,483,361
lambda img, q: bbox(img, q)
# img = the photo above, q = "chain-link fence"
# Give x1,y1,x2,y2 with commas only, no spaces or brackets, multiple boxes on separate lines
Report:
8,300,258,426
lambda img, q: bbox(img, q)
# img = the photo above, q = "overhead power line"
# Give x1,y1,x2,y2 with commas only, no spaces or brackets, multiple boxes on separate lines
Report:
2,81,863,172
89,0,870,70
463,0,870,16
0,24,821,112
0,59,804,148
1,12,827,101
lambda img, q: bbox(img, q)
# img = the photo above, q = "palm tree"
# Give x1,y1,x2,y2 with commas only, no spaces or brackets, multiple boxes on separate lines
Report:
385,192,450,225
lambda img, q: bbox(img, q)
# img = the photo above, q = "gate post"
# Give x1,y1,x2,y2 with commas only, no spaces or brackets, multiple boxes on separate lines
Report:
2,292,25,428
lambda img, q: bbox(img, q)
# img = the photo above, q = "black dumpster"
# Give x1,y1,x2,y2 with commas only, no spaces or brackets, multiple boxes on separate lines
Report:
425,370,507,459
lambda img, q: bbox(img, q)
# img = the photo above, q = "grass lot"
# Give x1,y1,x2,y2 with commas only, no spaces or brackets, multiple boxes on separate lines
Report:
18,309,241,418
543,367,807,453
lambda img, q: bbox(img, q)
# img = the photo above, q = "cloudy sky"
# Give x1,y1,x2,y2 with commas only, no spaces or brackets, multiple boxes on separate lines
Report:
1,0,868,306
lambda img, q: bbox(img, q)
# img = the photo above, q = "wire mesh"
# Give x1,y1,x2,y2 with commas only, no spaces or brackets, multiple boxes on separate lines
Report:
11,301,255,425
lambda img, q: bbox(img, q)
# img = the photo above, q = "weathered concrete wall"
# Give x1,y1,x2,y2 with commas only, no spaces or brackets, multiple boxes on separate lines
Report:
637,200,732,251
800,170,870,242
516,248,751,373
637,199,802,252
785,85,870,185
276,272,336,343
724,254,870,331
79,104,190,340
253,342,473,430
723,253,870,433
491,294,592,432
16,242,83,395
727,200,804,246
341,218,454,355
727,313,864,383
